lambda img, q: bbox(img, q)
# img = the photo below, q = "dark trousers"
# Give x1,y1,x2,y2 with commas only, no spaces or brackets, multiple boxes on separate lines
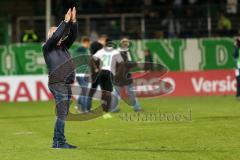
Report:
49,83,72,145
87,74,100,111
88,70,113,112
99,70,113,112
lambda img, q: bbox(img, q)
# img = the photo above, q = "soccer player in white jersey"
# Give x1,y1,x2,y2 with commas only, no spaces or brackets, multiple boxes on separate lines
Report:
92,40,124,118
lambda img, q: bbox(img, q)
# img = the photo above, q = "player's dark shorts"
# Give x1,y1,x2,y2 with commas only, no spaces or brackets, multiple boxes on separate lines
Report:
99,70,113,92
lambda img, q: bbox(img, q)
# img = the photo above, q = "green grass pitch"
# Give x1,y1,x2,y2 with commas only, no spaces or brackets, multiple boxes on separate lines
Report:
0,96,240,160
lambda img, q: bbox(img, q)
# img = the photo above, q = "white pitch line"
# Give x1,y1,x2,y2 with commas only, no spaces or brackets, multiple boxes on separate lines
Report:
13,132,34,135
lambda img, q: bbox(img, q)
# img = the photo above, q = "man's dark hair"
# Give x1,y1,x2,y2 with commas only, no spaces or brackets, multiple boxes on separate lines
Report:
81,36,90,43
105,38,117,49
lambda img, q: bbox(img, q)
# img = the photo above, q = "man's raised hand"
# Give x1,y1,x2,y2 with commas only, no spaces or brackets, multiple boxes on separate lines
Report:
71,7,77,23
64,9,71,23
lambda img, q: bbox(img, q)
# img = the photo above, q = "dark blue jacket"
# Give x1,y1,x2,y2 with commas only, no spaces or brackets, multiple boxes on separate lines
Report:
42,21,78,84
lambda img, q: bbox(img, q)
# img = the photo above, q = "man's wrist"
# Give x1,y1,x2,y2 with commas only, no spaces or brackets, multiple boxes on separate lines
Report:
64,19,70,23
72,19,77,23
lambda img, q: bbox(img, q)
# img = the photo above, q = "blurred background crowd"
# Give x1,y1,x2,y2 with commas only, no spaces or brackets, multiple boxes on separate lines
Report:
0,0,239,43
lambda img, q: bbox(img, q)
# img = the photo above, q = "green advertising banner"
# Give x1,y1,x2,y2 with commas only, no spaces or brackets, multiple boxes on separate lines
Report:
0,38,235,75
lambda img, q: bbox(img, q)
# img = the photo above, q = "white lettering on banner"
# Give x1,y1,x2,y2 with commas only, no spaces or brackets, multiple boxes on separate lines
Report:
0,76,52,102
161,77,175,94
191,76,236,93
134,77,174,95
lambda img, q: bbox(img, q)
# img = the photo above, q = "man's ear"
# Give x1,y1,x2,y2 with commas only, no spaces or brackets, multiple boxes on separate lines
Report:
47,31,52,39
47,27,57,39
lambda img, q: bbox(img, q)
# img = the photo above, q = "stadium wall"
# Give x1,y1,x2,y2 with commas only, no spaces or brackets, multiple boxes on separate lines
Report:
0,38,236,101
0,69,236,102
0,38,235,75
